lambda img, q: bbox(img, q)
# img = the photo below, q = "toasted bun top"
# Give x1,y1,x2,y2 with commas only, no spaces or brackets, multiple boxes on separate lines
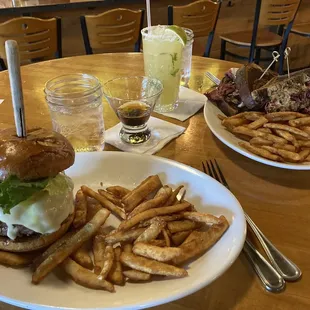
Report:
0,127,75,181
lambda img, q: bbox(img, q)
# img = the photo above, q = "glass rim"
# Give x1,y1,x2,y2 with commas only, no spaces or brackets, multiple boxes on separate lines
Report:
44,73,102,99
102,76,163,102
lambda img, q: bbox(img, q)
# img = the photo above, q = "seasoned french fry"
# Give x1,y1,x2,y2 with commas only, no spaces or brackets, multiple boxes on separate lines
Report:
32,208,110,284
86,202,102,221
264,123,309,139
99,245,114,279
217,114,226,121
239,142,282,161
71,243,93,270
273,143,296,152
97,225,115,236
162,229,171,247
120,252,187,277
261,146,300,162
257,128,272,134
265,112,306,122
108,247,124,286
106,186,130,199
148,239,167,247
118,202,191,231
299,149,310,161
182,212,222,225
122,243,133,253
81,186,126,220
233,126,287,144
171,231,192,246
93,234,106,274
61,258,114,292
165,185,184,206
135,218,165,243
98,189,123,208
222,118,249,131
140,214,185,227
73,190,87,229
123,270,151,281
297,140,310,147
250,137,273,146
273,129,297,144
122,175,163,212
300,126,310,135
167,220,198,234
242,112,265,121
289,116,310,127
133,242,182,262
0,251,37,267
173,216,229,265
128,186,172,219
32,231,75,269
247,116,268,129
105,228,146,245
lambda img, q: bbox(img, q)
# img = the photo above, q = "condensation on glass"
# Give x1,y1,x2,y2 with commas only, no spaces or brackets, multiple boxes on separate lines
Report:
45,73,105,152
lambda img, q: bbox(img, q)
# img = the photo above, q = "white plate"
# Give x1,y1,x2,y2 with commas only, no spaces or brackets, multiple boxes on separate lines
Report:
0,152,246,310
204,100,310,170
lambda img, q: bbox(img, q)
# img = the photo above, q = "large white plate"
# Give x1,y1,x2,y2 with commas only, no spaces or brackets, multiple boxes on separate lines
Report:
204,100,310,170
0,152,246,310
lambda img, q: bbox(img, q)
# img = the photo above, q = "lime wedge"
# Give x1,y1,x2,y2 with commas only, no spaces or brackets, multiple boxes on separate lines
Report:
166,25,187,46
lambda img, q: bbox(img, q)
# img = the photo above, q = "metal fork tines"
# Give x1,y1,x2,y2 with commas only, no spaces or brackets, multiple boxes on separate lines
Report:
203,159,301,282
205,71,221,86
203,159,298,292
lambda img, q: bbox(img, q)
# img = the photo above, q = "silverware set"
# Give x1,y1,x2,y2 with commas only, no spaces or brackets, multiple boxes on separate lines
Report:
202,159,302,292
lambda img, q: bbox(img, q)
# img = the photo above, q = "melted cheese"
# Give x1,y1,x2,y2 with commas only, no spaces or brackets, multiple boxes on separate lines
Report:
0,174,74,240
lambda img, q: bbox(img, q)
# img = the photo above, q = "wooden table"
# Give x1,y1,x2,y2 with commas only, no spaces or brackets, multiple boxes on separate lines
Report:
0,54,309,310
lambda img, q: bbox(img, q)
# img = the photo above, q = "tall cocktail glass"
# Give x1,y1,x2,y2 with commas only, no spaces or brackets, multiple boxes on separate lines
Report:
141,25,184,113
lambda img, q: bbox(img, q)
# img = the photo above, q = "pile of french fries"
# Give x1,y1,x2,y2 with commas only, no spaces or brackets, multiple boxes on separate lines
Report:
219,111,310,163
0,175,229,292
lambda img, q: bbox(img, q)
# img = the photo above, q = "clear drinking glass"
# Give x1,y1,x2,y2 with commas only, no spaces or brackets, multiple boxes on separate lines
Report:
102,76,163,144
141,25,183,113
181,28,194,87
45,73,105,152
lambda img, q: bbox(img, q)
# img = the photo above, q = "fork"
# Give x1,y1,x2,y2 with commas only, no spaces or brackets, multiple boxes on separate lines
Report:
203,159,288,292
205,72,221,86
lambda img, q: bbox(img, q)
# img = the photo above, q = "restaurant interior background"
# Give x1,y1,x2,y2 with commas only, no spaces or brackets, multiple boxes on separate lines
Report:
0,0,308,71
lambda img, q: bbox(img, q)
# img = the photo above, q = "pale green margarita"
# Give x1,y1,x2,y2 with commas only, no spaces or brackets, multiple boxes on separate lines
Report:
141,25,186,113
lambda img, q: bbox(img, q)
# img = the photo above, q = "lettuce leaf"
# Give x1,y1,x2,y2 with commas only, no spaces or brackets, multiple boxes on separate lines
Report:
0,176,49,214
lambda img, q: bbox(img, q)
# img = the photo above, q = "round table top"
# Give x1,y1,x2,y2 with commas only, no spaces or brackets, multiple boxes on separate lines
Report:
0,53,309,310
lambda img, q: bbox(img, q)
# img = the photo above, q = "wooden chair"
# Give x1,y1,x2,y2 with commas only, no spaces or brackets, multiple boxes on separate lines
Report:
168,0,221,57
219,0,301,74
0,17,62,70
289,24,310,38
80,8,145,54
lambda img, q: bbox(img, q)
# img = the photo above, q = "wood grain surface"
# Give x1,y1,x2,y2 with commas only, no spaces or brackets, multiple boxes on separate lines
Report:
0,53,309,310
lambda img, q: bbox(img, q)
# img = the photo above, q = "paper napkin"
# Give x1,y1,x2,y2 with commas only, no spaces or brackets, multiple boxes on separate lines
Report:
156,86,206,121
105,116,185,155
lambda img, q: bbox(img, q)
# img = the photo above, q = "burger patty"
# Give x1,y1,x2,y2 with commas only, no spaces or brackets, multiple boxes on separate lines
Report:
0,221,39,238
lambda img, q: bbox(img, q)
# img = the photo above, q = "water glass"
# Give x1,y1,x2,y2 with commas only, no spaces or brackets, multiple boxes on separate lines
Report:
102,76,163,144
45,73,105,152
181,28,194,87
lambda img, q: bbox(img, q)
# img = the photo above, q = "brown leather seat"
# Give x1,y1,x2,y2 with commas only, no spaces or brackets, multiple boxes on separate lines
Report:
220,29,282,47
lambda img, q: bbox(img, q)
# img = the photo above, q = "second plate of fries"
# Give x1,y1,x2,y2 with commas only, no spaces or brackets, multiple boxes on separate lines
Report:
204,100,310,170
0,152,246,310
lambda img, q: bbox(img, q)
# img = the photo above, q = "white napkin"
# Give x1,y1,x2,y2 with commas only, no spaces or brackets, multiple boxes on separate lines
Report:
156,86,206,121
105,116,185,155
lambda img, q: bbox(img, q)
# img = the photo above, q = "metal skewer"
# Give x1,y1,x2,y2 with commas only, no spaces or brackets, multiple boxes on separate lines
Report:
5,40,27,138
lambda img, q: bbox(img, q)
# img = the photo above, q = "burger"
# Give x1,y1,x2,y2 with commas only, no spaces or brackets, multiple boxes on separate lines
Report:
0,127,75,252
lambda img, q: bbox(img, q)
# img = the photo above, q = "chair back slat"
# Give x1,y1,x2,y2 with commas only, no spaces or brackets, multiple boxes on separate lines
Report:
0,17,59,62
259,0,300,26
84,8,143,51
172,0,220,38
